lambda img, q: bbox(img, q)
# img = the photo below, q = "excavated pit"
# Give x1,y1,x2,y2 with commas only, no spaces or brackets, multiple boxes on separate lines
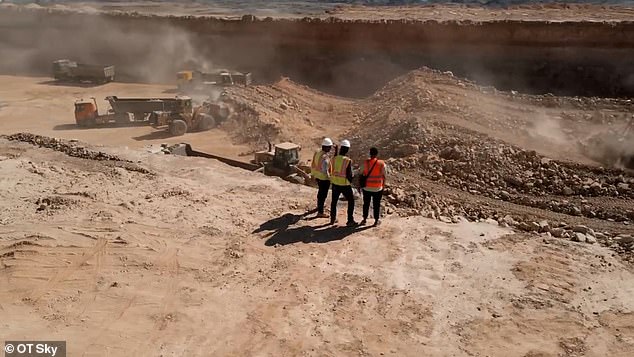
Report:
1,8,634,98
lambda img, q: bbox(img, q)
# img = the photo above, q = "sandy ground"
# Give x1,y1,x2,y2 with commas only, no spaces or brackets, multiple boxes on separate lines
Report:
5,2,634,21
0,75,250,159
1,139,633,356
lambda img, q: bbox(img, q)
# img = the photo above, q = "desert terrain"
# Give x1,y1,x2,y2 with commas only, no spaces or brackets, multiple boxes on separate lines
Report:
1,2,634,357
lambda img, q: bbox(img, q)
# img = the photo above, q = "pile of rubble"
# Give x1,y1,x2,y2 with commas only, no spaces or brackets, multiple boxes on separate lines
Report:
2,133,152,174
388,123,634,221
347,67,634,262
220,95,282,148
3,133,125,161
381,184,634,263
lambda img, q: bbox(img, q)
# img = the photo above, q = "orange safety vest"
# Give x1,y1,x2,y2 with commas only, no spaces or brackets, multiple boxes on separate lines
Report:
363,158,385,189
329,155,351,186
311,150,328,180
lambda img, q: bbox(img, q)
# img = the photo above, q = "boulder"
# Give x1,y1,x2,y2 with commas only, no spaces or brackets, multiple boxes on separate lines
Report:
572,225,595,236
585,235,597,244
501,215,517,226
572,232,587,243
550,228,564,238
396,144,419,157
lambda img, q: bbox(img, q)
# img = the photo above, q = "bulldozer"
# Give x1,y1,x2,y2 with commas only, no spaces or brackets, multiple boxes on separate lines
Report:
166,141,314,186
252,142,314,186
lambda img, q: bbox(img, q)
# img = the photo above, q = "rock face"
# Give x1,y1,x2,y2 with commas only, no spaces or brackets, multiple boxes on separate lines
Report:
1,7,634,98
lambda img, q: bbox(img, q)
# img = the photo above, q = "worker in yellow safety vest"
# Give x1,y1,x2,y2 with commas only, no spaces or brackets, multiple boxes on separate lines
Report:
329,140,358,226
359,147,387,227
311,137,334,218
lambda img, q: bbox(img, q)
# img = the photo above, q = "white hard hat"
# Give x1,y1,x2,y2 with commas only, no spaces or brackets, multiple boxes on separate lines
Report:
340,139,351,148
321,137,333,146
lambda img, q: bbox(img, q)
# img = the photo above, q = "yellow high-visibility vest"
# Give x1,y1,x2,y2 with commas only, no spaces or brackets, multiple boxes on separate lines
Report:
330,155,351,186
311,150,328,180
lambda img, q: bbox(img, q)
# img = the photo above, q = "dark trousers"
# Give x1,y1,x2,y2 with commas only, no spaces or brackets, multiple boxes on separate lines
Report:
331,184,354,222
316,179,330,214
363,190,383,220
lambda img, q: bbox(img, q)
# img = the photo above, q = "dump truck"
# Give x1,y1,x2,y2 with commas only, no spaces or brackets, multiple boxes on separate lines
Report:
107,96,192,122
53,59,115,83
74,95,231,136
74,96,192,128
166,142,314,186
74,97,128,127
176,70,252,91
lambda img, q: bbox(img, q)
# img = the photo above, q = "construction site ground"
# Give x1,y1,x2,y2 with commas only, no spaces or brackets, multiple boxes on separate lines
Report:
0,136,632,356
1,3,634,354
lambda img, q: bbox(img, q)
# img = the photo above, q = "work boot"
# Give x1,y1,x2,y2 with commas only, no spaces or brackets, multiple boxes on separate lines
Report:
360,219,367,226
329,217,338,225
373,219,382,227
316,213,329,218
346,220,359,227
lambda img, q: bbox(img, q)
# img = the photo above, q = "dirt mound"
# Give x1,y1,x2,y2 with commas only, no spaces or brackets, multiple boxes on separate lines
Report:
342,68,634,260
222,78,354,150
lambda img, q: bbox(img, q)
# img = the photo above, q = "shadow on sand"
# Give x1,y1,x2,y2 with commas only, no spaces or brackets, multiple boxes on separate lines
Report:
132,130,173,141
38,80,105,88
53,122,150,131
253,210,371,246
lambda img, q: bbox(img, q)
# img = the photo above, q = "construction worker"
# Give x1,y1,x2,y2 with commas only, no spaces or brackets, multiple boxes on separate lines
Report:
360,147,387,227
311,137,334,218
329,139,357,226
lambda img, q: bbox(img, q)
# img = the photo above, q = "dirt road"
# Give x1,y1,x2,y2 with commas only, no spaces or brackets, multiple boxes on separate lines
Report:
1,138,633,356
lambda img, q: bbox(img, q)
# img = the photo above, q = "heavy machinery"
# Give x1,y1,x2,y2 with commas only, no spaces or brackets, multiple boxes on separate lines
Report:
74,97,128,127
107,96,192,123
252,142,312,183
53,59,115,83
74,96,192,128
176,70,252,91
166,141,314,186
150,99,231,136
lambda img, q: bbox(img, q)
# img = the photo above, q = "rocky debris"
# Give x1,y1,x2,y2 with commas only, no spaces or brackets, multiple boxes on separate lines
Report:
35,196,79,212
351,118,634,223
3,133,153,174
5,133,124,161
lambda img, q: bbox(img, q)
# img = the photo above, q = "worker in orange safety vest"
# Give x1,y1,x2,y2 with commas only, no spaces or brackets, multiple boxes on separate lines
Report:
310,137,334,218
359,147,387,227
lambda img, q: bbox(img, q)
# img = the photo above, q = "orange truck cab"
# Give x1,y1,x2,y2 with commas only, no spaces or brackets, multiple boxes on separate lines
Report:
74,98,98,127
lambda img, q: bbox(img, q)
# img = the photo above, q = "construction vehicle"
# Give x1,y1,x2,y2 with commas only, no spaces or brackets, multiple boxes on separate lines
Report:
53,59,115,83
176,70,252,91
166,141,314,186
74,96,192,128
150,99,231,136
107,96,192,123
74,97,128,127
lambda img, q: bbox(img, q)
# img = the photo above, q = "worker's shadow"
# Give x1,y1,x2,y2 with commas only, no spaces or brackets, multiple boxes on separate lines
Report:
254,211,371,246
252,211,314,234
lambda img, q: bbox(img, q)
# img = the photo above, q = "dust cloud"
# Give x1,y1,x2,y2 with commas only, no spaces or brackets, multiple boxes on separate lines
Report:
0,12,218,84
